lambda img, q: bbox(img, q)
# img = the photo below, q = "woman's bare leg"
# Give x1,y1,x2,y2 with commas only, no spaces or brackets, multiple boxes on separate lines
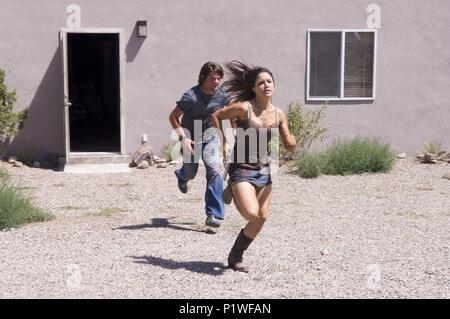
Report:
232,182,260,224
232,183,272,238
228,182,272,272
243,185,272,238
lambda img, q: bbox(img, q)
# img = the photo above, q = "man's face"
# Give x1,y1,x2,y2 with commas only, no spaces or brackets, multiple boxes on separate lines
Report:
202,71,222,95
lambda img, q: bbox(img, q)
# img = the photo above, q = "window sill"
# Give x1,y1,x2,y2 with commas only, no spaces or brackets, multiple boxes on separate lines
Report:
307,97,375,102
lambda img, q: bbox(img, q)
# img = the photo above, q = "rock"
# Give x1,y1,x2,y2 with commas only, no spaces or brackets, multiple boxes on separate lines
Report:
154,158,168,164
422,154,436,164
8,157,16,164
316,266,322,271
137,161,150,169
442,173,450,180
425,268,436,275
132,143,154,167
33,161,41,168
152,155,161,161
438,152,449,161
13,161,23,167
169,159,182,165
44,154,60,168
396,153,407,159
157,163,168,168
320,249,330,256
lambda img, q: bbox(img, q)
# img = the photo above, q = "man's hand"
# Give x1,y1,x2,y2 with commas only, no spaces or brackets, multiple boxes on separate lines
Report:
182,137,195,155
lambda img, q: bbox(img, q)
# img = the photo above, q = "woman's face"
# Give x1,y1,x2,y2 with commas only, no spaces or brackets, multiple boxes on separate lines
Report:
252,72,274,98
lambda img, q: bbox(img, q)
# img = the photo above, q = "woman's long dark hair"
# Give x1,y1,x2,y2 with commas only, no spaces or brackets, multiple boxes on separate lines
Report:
223,61,274,103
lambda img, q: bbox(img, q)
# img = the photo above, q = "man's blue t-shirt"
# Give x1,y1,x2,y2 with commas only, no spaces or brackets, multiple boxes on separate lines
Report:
176,85,230,141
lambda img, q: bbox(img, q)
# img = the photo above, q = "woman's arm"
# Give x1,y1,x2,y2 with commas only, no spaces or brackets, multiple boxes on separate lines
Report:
211,102,247,143
278,108,297,152
212,102,247,159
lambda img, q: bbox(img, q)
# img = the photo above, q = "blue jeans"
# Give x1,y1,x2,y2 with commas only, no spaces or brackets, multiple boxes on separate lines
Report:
175,135,224,220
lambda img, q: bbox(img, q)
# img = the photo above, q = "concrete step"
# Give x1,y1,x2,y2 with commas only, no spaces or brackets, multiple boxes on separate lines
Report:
61,153,131,165
63,163,132,174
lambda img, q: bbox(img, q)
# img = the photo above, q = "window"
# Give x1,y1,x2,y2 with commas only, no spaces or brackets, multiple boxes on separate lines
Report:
307,30,377,100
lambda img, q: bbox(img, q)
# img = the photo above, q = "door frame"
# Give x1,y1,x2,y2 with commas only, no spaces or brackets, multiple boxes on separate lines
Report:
59,28,126,162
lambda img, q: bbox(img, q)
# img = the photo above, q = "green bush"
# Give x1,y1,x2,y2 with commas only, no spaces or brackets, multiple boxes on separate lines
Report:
280,101,328,160
296,152,323,178
0,69,28,138
321,137,395,176
0,171,53,230
295,137,395,178
17,147,35,166
0,146,5,160
0,169,8,180
163,140,181,162
422,141,442,155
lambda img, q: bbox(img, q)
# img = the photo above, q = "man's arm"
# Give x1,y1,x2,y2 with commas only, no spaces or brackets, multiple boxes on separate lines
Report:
168,106,185,137
168,105,194,154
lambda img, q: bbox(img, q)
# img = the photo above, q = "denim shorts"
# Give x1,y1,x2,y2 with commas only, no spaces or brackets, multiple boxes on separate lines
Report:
228,164,272,188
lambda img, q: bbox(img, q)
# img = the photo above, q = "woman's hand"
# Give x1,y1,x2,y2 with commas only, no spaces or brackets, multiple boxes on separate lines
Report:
212,103,247,161
285,134,297,152
278,109,297,153
222,142,230,161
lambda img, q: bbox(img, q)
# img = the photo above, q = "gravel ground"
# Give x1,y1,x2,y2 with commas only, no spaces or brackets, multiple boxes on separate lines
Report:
0,158,449,299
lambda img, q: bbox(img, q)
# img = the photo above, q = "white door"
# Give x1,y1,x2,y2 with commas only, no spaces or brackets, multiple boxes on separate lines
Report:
60,29,71,162
59,28,125,162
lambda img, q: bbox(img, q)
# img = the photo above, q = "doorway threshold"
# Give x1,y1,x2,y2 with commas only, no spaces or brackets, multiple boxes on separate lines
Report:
70,152,121,155
64,153,131,165
63,163,131,174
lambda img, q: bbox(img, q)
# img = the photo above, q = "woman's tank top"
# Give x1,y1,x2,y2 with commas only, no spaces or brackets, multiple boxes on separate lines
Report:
231,101,279,170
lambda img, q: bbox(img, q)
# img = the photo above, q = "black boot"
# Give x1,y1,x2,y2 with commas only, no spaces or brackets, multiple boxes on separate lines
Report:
228,229,253,272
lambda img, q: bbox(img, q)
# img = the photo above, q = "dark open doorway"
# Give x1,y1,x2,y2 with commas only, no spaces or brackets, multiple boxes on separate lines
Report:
67,33,120,152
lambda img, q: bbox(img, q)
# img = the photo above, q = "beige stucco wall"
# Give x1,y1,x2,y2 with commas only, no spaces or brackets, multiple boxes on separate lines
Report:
1,0,449,159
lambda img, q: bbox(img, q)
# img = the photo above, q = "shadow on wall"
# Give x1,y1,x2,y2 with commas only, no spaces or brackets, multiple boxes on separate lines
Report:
6,48,64,161
125,22,146,63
